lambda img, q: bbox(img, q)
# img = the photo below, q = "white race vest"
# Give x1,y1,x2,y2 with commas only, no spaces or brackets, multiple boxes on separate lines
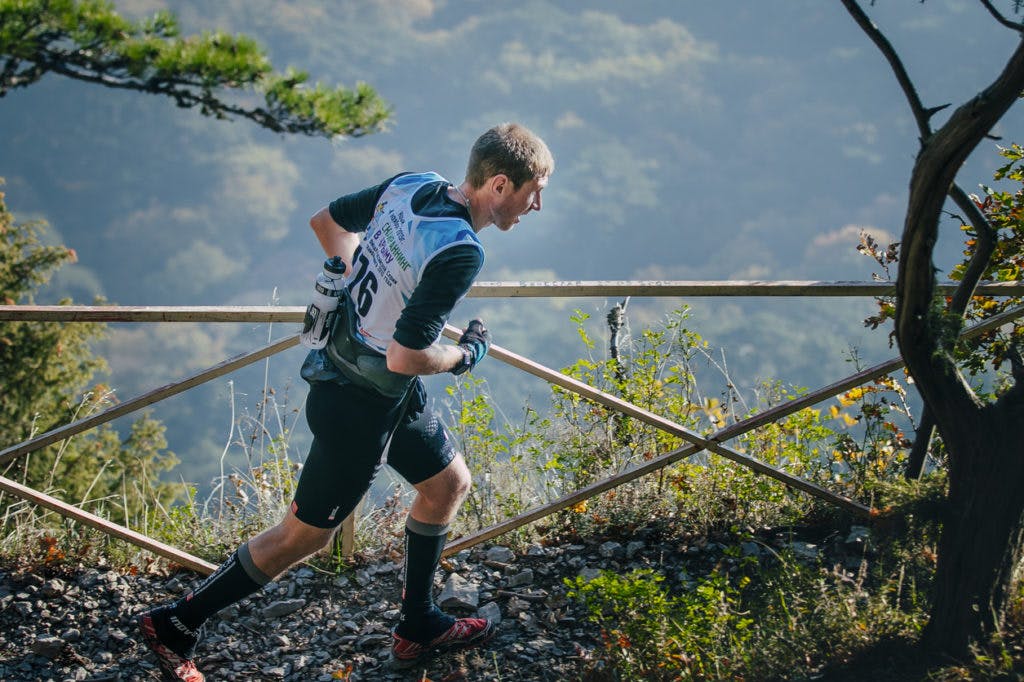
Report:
345,172,483,353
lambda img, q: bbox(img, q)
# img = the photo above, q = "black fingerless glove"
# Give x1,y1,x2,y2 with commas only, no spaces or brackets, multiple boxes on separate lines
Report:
451,319,491,375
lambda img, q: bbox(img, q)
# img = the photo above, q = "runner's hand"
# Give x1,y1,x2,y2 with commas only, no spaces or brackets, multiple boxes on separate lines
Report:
451,320,491,375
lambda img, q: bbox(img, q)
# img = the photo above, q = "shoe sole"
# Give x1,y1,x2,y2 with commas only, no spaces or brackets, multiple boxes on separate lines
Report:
389,620,496,669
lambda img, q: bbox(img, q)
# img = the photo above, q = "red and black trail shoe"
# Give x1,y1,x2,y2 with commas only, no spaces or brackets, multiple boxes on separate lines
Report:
390,617,496,668
136,606,205,682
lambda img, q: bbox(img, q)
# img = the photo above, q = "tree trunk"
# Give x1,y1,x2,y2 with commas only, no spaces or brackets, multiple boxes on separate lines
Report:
924,401,1024,656
841,0,1024,658
888,37,1024,658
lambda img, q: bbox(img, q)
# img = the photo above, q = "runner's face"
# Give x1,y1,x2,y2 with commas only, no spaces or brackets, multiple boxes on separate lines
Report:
494,176,547,231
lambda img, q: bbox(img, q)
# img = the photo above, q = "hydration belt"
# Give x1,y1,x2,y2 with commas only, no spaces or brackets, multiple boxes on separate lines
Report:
324,290,414,399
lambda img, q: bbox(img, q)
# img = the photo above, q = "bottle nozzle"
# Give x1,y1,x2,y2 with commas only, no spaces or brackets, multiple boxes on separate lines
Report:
325,255,346,275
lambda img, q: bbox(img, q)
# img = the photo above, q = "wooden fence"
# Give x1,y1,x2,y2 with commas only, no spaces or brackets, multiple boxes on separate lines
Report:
1,281,1022,574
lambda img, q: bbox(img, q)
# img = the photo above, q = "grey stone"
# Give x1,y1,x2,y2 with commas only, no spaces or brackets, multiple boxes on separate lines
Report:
577,567,602,582
625,541,645,559
741,541,762,557
486,546,515,563
845,525,872,549
59,628,81,643
477,601,502,625
788,541,819,560
261,665,288,678
262,599,307,618
598,541,624,559
163,577,185,593
77,570,101,588
505,596,530,616
218,605,240,620
29,635,64,658
356,633,388,648
506,569,534,588
528,637,557,651
438,573,479,609
41,579,66,598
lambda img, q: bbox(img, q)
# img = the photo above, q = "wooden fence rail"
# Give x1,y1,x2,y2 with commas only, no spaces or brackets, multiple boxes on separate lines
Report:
0,335,301,467
0,475,218,575
463,280,1024,298
446,302,1024,553
1,291,1021,573
1,280,1022,325
443,325,872,517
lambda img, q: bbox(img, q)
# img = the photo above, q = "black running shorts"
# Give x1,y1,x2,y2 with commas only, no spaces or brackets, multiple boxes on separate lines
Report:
291,380,456,529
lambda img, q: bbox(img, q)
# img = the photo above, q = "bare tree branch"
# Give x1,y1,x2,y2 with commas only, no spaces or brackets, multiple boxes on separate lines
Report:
979,0,1024,32
1010,345,1024,381
897,39,1024,422
845,0,1024,473
848,0,1024,655
840,0,935,140
947,184,999,317
905,183,997,479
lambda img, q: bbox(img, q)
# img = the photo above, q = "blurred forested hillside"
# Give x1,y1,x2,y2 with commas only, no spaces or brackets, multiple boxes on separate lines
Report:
1,0,1018,489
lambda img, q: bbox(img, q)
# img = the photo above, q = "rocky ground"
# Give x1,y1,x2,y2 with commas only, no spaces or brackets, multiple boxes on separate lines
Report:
0,524,872,682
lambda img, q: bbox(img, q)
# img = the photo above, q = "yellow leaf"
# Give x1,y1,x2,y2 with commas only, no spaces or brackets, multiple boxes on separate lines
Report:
840,387,865,405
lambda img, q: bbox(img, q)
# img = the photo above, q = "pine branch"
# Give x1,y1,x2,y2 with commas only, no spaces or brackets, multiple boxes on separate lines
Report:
0,2,389,138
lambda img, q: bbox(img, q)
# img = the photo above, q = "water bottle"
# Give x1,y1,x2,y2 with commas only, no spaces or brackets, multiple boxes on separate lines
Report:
300,256,346,349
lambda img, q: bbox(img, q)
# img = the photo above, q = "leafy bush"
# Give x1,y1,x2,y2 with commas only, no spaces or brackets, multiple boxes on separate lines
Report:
566,530,935,681
0,181,180,567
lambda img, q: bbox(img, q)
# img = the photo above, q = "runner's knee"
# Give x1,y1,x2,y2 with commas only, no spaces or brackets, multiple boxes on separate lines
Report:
417,458,471,508
277,515,334,556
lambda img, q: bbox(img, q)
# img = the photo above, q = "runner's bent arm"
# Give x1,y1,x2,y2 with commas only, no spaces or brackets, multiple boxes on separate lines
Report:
310,207,361,270
387,339,464,375
310,173,405,270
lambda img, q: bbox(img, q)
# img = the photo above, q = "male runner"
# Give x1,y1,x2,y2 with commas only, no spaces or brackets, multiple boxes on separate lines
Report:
136,122,553,681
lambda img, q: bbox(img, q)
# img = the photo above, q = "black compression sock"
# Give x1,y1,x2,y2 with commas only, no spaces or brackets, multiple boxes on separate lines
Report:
147,605,201,658
170,542,271,630
396,518,453,642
